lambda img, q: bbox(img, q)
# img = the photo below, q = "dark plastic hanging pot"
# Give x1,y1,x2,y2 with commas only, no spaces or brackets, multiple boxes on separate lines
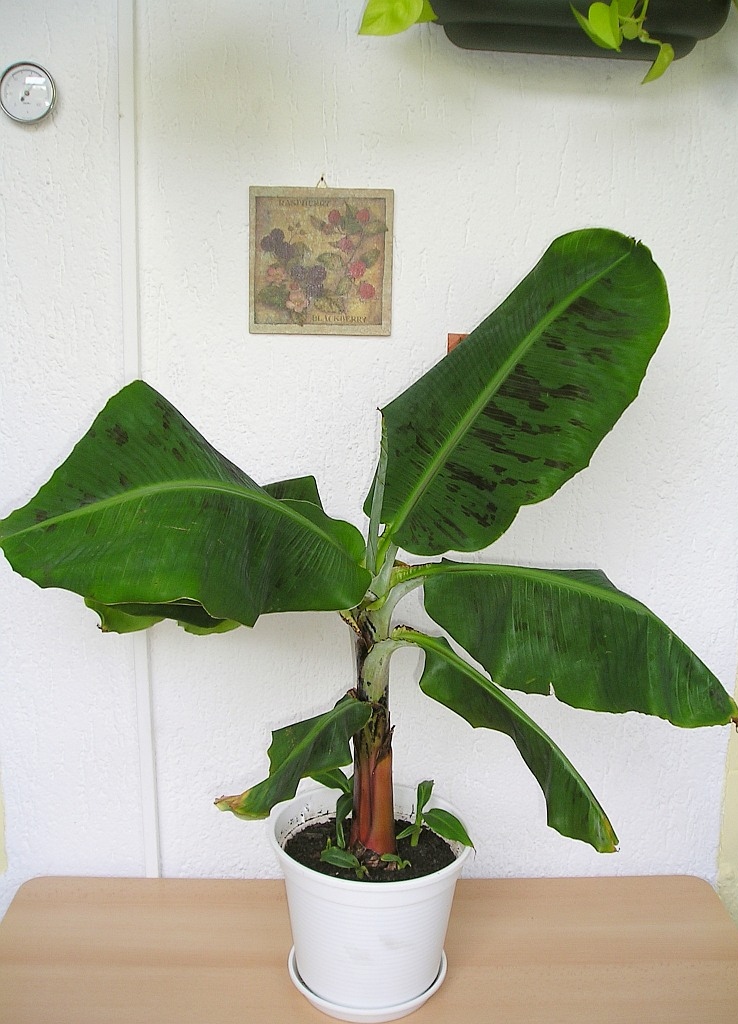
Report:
431,0,732,62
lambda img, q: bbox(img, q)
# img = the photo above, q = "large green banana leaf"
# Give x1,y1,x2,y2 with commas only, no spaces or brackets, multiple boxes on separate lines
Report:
84,474,329,635
397,629,618,852
369,229,669,556
419,562,738,728
215,695,372,819
0,382,371,627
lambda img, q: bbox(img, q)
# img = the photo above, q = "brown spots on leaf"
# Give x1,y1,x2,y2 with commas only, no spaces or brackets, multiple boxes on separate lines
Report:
590,346,614,363
459,500,499,529
519,421,560,437
550,383,591,402
107,424,129,447
34,509,48,523
568,296,613,322
447,463,497,493
154,398,175,432
497,367,549,413
485,404,519,429
119,473,130,488
172,447,184,463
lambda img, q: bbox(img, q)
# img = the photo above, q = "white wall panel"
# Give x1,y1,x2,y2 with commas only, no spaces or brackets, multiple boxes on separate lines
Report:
0,0,144,917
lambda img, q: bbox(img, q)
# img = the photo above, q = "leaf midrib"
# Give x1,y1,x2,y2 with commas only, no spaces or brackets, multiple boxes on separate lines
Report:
3,478,350,556
380,245,633,553
396,561,653,619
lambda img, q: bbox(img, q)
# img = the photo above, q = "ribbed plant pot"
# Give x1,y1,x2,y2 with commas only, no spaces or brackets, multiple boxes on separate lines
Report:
431,0,732,61
269,785,472,1023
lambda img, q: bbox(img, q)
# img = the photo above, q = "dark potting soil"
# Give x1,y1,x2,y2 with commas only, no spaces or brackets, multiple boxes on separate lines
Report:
283,818,457,882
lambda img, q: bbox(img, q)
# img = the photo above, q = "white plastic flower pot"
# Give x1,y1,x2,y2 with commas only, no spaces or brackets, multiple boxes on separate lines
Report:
269,785,472,1023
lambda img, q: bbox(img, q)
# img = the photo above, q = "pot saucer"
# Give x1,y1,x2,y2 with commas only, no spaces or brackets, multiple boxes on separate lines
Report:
287,947,448,1023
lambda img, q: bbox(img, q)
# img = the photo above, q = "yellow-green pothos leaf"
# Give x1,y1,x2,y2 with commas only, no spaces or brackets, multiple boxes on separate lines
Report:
0,382,371,629
400,629,618,852
641,42,675,84
215,696,372,820
420,562,738,728
416,0,438,23
359,0,425,35
571,3,619,50
616,0,637,18
368,229,669,556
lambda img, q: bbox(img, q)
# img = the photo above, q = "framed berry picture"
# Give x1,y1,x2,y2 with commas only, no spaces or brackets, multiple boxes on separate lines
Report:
249,186,394,336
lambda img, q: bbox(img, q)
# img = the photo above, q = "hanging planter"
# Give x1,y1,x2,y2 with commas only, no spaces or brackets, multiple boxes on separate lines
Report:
431,0,731,61
359,0,734,81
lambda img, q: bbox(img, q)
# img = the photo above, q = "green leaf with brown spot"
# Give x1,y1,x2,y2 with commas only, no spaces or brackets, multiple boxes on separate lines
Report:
0,381,371,628
368,229,669,556
419,561,738,727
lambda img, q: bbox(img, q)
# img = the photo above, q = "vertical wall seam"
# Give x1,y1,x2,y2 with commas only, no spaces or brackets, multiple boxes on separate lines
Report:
717,668,738,924
118,0,161,878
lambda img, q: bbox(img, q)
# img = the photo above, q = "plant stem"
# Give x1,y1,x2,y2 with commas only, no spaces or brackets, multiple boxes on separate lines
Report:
349,615,398,860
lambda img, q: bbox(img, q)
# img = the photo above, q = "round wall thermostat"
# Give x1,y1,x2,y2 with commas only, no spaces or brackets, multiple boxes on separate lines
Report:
1,62,56,123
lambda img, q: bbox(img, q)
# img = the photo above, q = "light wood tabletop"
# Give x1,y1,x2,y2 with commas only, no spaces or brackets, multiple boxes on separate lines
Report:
1,875,737,1022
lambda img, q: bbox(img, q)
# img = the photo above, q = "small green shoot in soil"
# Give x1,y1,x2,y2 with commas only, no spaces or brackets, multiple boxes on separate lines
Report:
380,852,411,869
311,769,353,849
396,780,474,849
320,841,368,879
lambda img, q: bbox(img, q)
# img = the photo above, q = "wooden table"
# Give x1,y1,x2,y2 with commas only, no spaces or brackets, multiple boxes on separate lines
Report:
1,875,737,1022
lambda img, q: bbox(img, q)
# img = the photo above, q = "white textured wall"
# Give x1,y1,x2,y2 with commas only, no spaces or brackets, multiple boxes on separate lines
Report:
2,0,738,918
0,0,145,915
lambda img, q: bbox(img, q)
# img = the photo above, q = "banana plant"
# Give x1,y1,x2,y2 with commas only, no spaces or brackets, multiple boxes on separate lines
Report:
1,228,736,868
